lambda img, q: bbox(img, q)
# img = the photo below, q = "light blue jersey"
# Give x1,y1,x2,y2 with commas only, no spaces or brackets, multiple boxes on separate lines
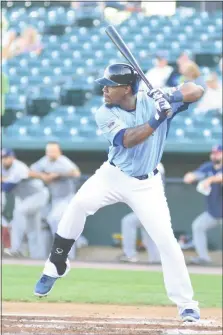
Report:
95,90,189,176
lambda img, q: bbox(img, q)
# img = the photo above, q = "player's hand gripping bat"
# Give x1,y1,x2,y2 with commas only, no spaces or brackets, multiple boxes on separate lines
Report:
105,25,172,117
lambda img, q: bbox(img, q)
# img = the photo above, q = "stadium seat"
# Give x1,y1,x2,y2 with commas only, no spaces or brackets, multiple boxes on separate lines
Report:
3,4,222,149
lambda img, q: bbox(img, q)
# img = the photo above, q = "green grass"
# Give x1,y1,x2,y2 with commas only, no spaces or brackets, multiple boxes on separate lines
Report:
2,265,222,308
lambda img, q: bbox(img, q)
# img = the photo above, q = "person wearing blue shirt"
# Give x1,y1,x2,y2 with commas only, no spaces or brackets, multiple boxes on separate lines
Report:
184,145,223,265
34,62,204,322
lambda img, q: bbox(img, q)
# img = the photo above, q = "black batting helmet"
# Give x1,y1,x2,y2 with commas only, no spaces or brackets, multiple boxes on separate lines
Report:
95,63,140,94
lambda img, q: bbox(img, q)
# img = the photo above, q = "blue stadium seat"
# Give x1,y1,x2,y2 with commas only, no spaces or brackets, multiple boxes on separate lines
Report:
78,124,97,138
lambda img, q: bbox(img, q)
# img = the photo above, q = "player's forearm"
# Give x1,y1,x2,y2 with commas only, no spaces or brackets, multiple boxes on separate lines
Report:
207,174,223,184
123,123,154,148
62,169,81,178
29,170,46,180
55,169,81,178
183,172,197,184
178,82,204,103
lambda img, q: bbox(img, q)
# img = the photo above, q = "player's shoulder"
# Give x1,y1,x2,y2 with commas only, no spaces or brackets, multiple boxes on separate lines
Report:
13,159,28,170
198,161,213,171
37,155,48,164
59,155,73,164
95,103,116,123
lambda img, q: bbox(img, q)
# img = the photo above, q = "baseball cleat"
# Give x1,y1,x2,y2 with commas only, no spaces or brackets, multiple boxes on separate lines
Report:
180,309,200,322
34,274,58,297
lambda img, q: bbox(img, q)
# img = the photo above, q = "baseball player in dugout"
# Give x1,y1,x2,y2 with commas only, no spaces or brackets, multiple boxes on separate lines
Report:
1,148,49,259
29,142,81,259
119,162,165,264
35,63,204,322
184,144,223,265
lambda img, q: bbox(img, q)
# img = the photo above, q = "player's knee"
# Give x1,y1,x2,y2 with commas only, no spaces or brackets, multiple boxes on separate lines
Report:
70,192,95,216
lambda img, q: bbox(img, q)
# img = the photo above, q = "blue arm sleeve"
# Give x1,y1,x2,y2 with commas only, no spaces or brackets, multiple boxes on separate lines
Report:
113,129,127,147
2,182,17,192
193,162,212,180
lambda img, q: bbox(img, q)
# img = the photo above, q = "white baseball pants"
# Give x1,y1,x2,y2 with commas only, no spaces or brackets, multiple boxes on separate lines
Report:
57,162,199,313
121,211,160,262
192,211,222,261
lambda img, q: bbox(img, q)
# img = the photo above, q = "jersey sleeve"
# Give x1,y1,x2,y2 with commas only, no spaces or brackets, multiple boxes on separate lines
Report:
30,157,46,172
193,162,212,180
6,163,29,183
95,106,128,145
62,157,79,171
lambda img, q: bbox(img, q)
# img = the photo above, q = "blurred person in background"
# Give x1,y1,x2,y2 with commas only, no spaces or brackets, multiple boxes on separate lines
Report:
29,142,82,259
118,162,165,264
178,60,206,89
1,191,11,254
1,149,49,259
166,51,192,87
8,26,43,57
102,1,143,25
143,51,173,89
195,73,222,115
183,145,223,265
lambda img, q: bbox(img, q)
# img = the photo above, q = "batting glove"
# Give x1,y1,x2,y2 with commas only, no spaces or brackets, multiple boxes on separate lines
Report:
147,88,166,101
147,89,173,130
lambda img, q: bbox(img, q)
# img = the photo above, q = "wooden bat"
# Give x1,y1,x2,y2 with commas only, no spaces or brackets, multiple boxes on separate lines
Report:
105,25,172,116
105,25,153,91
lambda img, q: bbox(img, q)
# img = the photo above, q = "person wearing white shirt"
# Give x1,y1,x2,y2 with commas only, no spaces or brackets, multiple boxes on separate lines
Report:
195,73,222,115
142,51,173,89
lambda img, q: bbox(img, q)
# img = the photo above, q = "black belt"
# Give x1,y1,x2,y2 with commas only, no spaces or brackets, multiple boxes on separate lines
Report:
109,161,158,180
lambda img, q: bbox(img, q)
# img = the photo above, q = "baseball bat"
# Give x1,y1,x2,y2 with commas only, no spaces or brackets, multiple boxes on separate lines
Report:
105,25,153,91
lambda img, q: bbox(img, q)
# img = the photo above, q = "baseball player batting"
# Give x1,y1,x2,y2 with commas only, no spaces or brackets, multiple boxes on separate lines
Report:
34,62,204,322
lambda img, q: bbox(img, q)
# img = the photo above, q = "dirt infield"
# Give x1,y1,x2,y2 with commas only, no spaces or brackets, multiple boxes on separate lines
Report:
3,302,222,335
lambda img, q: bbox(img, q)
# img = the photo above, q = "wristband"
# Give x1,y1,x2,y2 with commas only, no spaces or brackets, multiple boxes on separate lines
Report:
169,90,183,103
148,115,166,130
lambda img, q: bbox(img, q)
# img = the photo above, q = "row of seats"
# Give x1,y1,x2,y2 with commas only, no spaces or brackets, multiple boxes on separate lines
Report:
4,122,222,142
3,5,222,147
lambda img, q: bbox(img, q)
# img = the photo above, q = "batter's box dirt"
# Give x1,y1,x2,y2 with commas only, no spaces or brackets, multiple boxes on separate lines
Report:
2,315,222,335
2,303,222,335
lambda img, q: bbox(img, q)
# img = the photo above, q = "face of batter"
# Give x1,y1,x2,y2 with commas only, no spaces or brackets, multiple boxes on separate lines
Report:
2,156,14,169
46,143,61,161
102,85,131,105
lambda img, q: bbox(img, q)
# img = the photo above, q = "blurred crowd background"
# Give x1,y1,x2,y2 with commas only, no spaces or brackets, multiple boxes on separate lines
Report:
1,1,222,263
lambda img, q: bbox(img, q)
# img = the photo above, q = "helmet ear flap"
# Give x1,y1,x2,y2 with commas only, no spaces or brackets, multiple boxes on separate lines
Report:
131,75,141,95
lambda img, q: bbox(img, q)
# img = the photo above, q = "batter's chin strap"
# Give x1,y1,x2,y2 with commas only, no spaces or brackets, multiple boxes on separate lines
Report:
50,233,75,276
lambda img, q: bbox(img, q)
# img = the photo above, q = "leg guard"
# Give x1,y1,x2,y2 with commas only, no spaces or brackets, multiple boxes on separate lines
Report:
49,233,75,275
